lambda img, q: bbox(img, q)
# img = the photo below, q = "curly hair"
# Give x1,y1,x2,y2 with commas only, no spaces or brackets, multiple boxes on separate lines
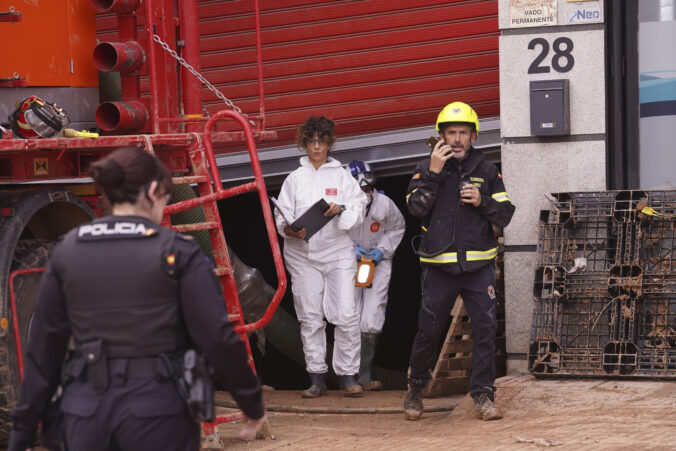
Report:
295,116,336,150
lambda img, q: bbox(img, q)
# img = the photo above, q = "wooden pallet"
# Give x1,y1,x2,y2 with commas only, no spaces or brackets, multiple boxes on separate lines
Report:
423,295,507,397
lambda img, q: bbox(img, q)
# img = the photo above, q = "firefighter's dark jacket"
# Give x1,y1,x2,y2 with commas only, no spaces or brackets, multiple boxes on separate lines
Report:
10,215,264,448
406,147,515,273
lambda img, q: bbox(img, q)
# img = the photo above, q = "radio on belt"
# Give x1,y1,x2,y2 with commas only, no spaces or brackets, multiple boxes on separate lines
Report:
529,79,569,136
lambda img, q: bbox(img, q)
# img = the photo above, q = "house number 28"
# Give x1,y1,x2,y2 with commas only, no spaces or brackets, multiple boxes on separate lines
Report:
527,37,575,74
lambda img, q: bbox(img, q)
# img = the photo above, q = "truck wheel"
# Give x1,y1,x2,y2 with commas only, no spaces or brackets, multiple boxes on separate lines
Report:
0,239,55,446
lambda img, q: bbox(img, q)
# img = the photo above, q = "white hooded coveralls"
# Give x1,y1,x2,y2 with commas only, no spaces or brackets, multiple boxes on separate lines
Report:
275,156,367,375
348,191,405,333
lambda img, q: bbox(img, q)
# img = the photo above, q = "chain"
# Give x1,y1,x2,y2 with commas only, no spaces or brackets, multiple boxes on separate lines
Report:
152,33,255,126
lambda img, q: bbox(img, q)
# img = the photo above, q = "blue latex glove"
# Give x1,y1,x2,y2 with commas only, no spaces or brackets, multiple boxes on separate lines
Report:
367,248,384,265
355,246,367,261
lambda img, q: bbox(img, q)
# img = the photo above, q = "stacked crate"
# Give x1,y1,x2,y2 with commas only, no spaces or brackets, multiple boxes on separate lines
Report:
529,190,676,377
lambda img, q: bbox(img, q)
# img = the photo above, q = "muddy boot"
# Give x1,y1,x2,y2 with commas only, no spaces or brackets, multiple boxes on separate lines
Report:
301,373,327,398
472,392,503,421
359,333,383,390
403,383,424,421
340,375,363,397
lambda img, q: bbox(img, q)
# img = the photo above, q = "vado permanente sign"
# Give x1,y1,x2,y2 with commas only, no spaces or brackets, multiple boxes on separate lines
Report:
509,0,557,28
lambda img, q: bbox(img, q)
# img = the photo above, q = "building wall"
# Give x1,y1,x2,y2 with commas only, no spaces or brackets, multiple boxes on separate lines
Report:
497,0,607,373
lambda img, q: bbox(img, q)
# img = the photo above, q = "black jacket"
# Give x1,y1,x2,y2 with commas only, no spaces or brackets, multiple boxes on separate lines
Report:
9,216,264,449
406,147,515,274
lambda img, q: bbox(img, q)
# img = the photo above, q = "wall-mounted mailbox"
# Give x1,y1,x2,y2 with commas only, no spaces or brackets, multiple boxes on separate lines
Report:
530,79,570,136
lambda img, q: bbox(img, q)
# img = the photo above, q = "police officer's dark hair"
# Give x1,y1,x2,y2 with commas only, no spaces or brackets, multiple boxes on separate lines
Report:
91,148,173,205
296,116,336,151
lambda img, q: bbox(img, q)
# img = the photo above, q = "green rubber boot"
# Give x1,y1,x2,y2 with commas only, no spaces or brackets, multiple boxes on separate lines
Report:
358,332,383,390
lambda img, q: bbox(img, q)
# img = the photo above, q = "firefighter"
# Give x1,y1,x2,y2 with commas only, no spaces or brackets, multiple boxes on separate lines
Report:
403,102,515,421
274,116,368,398
8,148,265,451
347,160,406,390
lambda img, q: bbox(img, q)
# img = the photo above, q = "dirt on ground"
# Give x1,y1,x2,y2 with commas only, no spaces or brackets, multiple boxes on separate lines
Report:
209,375,676,450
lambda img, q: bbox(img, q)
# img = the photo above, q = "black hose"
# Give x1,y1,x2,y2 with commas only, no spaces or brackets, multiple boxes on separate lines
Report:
214,398,457,415
98,71,122,103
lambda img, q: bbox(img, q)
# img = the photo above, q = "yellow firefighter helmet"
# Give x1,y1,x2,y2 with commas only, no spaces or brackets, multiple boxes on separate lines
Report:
435,102,480,133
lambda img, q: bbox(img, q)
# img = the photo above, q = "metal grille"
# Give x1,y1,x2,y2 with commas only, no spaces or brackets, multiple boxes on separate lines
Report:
529,190,676,378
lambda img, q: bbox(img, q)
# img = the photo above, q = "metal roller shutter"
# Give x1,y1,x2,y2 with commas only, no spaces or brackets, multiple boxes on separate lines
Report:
97,0,499,146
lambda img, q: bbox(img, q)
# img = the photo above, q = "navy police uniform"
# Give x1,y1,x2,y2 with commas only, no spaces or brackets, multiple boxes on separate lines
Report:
9,216,264,451
406,147,515,396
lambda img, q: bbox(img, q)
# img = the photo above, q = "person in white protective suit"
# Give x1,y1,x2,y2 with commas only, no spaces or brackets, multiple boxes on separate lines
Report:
274,116,368,398
347,160,406,390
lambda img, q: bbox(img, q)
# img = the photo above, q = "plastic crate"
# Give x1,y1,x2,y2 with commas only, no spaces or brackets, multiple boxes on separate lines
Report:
529,190,676,378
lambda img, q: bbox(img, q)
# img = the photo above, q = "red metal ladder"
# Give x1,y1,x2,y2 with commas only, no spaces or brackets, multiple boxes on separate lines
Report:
162,110,286,443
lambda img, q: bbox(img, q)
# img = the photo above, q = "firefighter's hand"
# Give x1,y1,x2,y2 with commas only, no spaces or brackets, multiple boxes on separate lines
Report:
460,183,481,207
429,139,453,173
324,202,343,217
284,226,306,239
239,414,267,440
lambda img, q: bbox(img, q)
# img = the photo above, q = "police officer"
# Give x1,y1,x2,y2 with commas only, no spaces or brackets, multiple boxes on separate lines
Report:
347,160,406,390
403,102,515,421
9,148,266,451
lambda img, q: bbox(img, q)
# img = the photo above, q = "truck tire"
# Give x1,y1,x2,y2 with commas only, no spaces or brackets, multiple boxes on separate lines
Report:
0,239,55,446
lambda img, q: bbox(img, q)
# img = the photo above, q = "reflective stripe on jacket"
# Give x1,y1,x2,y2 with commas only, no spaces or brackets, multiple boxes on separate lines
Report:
406,147,515,273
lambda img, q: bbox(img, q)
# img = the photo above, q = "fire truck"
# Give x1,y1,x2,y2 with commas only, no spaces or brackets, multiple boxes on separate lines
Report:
0,0,290,445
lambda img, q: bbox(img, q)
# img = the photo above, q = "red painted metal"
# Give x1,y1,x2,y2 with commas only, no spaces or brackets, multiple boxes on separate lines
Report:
162,112,286,336
202,412,243,435
0,131,276,153
115,17,143,116
171,222,219,233
93,41,146,72
153,0,181,134
144,0,161,134
159,117,209,123
202,110,286,334
164,182,258,217
0,11,21,22
9,267,45,382
253,0,265,130
200,5,496,52
161,110,285,439
95,100,149,132
89,0,142,14
0,78,26,87
186,0,499,146
201,36,498,87
178,0,203,133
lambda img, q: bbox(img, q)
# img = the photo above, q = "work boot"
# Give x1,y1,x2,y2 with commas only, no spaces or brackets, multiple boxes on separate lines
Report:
472,392,503,421
301,373,327,398
359,332,383,390
340,375,363,397
403,384,424,421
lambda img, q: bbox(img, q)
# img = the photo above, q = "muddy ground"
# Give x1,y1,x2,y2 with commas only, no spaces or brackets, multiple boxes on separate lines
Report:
210,375,676,450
